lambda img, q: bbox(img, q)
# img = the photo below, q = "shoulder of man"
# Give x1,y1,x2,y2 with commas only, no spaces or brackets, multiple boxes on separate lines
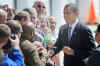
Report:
20,40,44,66
60,24,68,30
20,40,37,52
58,24,68,34
77,22,92,33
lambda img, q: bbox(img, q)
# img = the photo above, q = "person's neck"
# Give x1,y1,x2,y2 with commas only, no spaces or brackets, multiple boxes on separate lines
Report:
68,21,75,26
68,22,74,25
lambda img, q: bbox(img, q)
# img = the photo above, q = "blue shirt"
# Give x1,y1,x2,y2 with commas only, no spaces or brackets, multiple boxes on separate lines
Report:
0,49,24,66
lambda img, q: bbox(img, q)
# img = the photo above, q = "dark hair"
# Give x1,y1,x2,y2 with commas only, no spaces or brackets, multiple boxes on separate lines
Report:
96,24,100,33
6,20,23,34
14,11,29,22
64,3,78,13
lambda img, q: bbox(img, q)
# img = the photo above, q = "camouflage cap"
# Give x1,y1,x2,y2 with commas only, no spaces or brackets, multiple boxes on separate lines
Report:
0,24,11,38
6,20,23,34
22,22,34,34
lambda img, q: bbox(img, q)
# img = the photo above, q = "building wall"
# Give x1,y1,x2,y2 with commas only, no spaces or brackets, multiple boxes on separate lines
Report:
79,0,90,23
79,0,100,23
17,0,34,11
0,0,15,8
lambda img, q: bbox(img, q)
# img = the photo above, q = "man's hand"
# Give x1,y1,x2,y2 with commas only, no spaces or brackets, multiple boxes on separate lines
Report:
63,46,74,55
9,34,20,49
48,50,54,58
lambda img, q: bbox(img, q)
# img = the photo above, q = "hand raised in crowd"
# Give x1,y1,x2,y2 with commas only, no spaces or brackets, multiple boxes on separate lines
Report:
9,34,20,49
63,46,74,55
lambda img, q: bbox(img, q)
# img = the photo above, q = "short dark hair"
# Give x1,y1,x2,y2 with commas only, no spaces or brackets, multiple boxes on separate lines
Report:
14,11,29,22
22,22,35,35
6,20,23,34
64,3,78,13
96,24,100,33
0,24,11,43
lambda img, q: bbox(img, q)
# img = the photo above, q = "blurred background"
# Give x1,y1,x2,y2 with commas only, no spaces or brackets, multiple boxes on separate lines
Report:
0,0,100,29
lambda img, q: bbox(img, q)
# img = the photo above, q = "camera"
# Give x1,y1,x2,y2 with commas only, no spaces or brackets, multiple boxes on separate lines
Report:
11,33,16,40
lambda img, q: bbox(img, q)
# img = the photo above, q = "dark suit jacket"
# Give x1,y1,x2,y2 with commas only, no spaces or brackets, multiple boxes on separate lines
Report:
52,22,95,66
86,45,100,66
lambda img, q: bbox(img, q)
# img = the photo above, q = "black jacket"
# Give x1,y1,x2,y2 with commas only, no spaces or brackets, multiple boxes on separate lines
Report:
52,22,95,66
87,45,100,66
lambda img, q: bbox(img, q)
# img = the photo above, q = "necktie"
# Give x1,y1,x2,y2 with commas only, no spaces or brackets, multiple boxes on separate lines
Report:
68,25,72,41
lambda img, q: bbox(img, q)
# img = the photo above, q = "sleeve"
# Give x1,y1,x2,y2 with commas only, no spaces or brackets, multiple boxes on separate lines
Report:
8,49,24,66
74,26,96,59
51,26,64,56
84,27,96,49
86,51,100,66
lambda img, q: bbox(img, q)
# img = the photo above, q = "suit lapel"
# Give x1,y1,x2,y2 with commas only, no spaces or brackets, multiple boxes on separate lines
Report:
61,24,69,45
65,24,69,41
70,22,80,41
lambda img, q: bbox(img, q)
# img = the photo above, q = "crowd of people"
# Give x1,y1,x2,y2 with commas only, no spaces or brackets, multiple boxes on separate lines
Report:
0,0,57,66
0,0,100,66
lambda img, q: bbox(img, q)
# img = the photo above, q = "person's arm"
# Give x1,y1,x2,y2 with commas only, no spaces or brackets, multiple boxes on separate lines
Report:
9,34,24,66
9,49,24,66
74,26,96,59
50,26,65,56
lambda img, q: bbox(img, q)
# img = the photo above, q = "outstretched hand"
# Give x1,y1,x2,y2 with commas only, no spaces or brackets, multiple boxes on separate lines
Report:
48,50,54,58
63,46,74,55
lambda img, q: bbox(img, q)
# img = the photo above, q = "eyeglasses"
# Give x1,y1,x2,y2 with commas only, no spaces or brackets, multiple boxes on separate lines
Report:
37,5,45,8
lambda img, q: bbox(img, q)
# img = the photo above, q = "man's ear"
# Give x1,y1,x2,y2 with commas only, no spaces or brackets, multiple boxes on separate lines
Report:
20,18,27,25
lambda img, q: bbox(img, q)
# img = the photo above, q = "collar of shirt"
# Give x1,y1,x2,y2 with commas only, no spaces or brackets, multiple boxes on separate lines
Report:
69,18,79,36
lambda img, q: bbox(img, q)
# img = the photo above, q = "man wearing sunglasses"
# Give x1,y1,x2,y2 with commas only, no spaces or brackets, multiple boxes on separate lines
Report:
33,0,46,17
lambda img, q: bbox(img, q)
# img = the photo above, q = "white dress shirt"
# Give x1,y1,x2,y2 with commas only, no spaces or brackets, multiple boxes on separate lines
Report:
69,19,79,37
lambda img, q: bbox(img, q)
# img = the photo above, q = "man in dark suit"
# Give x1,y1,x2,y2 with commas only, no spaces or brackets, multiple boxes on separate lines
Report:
49,3,95,66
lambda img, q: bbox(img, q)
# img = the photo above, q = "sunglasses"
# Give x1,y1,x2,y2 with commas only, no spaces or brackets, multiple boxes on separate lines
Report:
37,5,45,8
